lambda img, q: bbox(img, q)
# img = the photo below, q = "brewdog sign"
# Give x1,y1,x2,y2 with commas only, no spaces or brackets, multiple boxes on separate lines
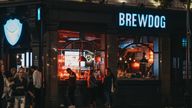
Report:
118,12,166,29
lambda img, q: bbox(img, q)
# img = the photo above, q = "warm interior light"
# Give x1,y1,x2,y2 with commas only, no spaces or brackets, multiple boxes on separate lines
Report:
118,0,127,3
184,3,192,9
95,56,101,63
148,51,154,64
132,62,140,68
132,62,140,70
150,0,161,7
119,57,123,61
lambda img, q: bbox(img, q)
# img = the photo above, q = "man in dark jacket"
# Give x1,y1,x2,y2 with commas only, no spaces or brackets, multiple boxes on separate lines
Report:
66,68,76,108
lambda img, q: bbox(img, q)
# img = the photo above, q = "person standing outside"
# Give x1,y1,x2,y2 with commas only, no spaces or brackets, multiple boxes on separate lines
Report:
1,63,13,108
66,68,76,108
87,70,98,108
26,68,35,108
13,67,27,108
103,68,116,108
31,66,42,108
10,67,17,79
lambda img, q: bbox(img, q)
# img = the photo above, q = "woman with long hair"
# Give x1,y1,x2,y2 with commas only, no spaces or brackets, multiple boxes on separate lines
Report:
13,67,27,108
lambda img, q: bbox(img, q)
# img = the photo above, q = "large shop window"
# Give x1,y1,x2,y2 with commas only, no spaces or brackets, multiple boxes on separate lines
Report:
57,30,106,80
118,36,159,80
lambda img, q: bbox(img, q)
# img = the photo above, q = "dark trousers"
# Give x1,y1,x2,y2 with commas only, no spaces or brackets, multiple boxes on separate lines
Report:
89,87,98,104
1,97,7,108
34,88,41,108
67,86,76,106
104,90,112,106
25,93,34,108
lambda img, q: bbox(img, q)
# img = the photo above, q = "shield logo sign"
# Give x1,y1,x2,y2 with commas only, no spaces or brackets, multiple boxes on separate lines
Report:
4,18,23,46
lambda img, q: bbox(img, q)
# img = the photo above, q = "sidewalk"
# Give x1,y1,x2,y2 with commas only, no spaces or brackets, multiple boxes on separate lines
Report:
58,104,185,108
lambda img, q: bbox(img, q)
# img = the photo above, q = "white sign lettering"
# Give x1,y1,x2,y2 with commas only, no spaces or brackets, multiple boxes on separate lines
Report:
119,12,166,29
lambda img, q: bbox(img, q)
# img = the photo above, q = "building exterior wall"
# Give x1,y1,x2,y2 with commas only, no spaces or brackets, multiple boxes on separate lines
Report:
43,1,191,107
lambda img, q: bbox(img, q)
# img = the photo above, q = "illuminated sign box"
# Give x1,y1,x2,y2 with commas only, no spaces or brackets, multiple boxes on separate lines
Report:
65,51,79,67
4,18,23,46
118,12,166,29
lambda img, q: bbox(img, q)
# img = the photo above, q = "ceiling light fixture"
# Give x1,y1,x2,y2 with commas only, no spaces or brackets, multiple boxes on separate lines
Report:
118,0,127,4
150,0,161,7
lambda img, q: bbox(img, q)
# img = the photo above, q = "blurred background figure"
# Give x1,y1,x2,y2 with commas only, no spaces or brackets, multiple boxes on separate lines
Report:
103,68,116,108
13,67,27,108
10,68,17,79
31,66,42,108
26,68,35,108
87,70,98,108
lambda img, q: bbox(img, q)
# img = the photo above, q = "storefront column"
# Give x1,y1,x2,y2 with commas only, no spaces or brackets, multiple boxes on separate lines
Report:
0,36,4,60
160,37,171,107
107,34,118,76
31,26,41,67
44,30,58,108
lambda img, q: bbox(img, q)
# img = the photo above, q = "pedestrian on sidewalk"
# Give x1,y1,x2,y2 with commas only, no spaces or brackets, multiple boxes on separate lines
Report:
87,70,98,108
66,68,76,108
31,66,42,108
103,68,116,108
